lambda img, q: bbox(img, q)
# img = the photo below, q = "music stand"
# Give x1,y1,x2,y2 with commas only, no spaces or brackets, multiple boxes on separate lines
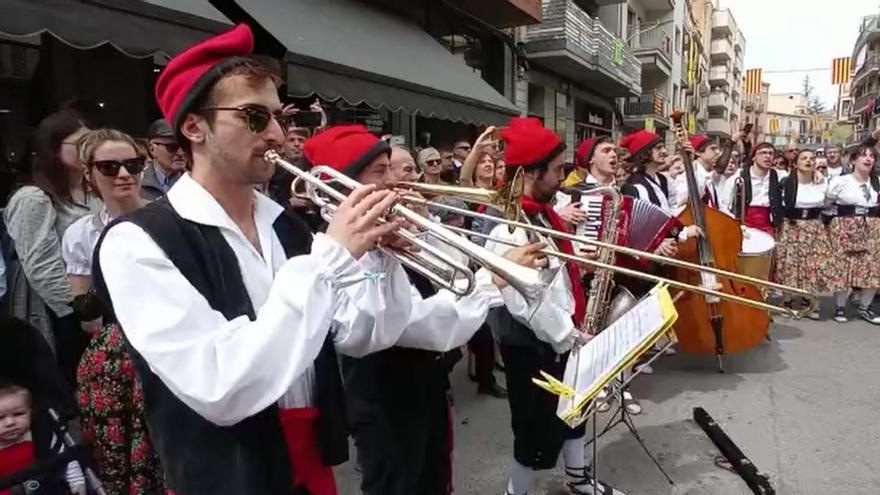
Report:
534,284,678,495
586,342,677,487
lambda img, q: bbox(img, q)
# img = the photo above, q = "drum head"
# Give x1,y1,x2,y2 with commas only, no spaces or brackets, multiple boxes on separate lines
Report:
741,228,775,255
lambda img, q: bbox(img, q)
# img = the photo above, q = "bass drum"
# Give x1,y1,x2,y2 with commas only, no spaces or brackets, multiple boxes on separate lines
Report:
736,228,775,281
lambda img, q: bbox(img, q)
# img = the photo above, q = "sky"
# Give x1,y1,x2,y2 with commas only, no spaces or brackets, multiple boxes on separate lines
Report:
722,0,879,109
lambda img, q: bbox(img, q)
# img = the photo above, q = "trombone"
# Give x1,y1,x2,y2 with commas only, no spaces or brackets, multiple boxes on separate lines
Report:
263,150,557,303
392,181,818,318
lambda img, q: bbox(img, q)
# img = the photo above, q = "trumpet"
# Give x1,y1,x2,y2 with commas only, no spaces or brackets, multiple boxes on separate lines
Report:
392,181,818,318
263,150,557,303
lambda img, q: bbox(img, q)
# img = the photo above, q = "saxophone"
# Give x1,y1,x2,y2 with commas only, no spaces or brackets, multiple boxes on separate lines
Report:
579,185,635,335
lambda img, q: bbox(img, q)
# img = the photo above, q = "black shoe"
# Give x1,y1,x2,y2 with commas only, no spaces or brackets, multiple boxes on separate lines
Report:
477,383,508,398
566,466,625,495
859,307,880,325
834,307,848,323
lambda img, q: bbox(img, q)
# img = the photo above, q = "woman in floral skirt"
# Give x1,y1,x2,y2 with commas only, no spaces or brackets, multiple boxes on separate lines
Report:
824,144,880,325
774,149,830,319
61,129,163,493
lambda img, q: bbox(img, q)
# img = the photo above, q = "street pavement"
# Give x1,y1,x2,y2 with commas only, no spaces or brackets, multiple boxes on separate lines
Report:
335,300,880,494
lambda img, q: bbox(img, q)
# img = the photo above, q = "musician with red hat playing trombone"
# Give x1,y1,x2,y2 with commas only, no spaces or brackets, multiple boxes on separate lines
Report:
482,118,624,495
92,23,541,495
297,124,541,495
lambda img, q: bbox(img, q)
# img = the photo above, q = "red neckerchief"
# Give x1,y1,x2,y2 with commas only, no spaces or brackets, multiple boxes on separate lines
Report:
520,196,587,327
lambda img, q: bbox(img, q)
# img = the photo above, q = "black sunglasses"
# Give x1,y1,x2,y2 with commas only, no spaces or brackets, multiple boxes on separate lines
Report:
426,159,442,165
92,158,146,176
200,104,295,134
153,142,181,154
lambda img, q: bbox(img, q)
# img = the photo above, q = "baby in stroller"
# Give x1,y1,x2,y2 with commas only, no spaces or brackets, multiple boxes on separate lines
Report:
0,383,86,494
0,316,102,495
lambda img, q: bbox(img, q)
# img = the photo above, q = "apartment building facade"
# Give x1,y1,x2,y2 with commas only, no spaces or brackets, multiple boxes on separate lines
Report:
707,7,745,138
848,13,880,141
517,0,642,161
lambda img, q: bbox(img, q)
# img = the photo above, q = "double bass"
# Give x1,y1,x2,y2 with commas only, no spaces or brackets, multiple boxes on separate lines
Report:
668,111,770,371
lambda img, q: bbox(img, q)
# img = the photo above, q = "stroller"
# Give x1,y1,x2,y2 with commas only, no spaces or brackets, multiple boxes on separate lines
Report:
0,316,106,495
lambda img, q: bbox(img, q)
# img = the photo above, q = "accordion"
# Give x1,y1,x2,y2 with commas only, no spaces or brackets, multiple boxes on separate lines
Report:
570,191,682,259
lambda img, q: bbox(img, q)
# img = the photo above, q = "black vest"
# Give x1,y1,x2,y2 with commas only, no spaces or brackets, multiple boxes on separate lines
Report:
621,172,669,208
92,198,347,495
342,269,460,403
732,168,784,227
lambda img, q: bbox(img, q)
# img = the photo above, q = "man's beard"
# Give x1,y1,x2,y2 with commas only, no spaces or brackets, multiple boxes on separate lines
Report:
534,186,558,204
207,136,275,186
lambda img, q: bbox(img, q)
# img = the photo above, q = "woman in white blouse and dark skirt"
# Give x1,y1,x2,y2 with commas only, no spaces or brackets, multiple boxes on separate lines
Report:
775,149,830,320
60,129,164,493
825,144,880,324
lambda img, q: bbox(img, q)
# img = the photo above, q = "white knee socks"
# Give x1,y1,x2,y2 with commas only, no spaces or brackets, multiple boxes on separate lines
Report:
835,291,849,308
506,436,587,494
563,436,586,471
507,461,534,495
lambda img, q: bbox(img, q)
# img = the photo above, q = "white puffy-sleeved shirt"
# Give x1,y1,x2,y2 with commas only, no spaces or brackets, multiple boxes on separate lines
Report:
484,221,577,354
61,208,111,276
98,173,500,425
554,173,601,212
747,168,773,207
792,179,828,208
826,174,879,207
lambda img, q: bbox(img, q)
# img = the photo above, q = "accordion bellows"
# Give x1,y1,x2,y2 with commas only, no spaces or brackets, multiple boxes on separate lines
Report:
574,194,682,259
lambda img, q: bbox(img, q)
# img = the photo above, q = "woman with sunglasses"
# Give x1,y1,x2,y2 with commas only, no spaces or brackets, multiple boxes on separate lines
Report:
4,111,101,384
774,149,830,320
416,147,446,185
59,129,164,494
825,145,880,324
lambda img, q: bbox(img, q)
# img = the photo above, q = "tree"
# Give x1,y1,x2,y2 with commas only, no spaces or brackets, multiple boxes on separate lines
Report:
803,74,826,115
803,74,813,99
830,123,854,145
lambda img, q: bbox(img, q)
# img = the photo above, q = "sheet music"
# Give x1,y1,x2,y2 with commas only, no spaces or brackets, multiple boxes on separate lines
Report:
556,289,671,423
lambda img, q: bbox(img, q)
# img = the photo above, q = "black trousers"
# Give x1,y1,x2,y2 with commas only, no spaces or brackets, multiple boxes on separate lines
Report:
349,390,450,495
500,344,585,470
468,323,497,388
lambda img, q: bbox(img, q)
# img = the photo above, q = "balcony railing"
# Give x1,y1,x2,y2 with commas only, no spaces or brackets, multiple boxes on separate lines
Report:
854,15,880,56
852,54,880,90
853,92,877,115
623,91,667,119
712,10,736,35
630,25,672,60
708,91,729,108
524,0,640,92
593,20,641,88
709,66,729,83
710,38,732,59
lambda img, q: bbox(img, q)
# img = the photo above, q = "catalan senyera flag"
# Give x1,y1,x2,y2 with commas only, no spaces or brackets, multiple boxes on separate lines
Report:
832,57,852,85
745,68,762,95
653,93,664,115
768,118,780,134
